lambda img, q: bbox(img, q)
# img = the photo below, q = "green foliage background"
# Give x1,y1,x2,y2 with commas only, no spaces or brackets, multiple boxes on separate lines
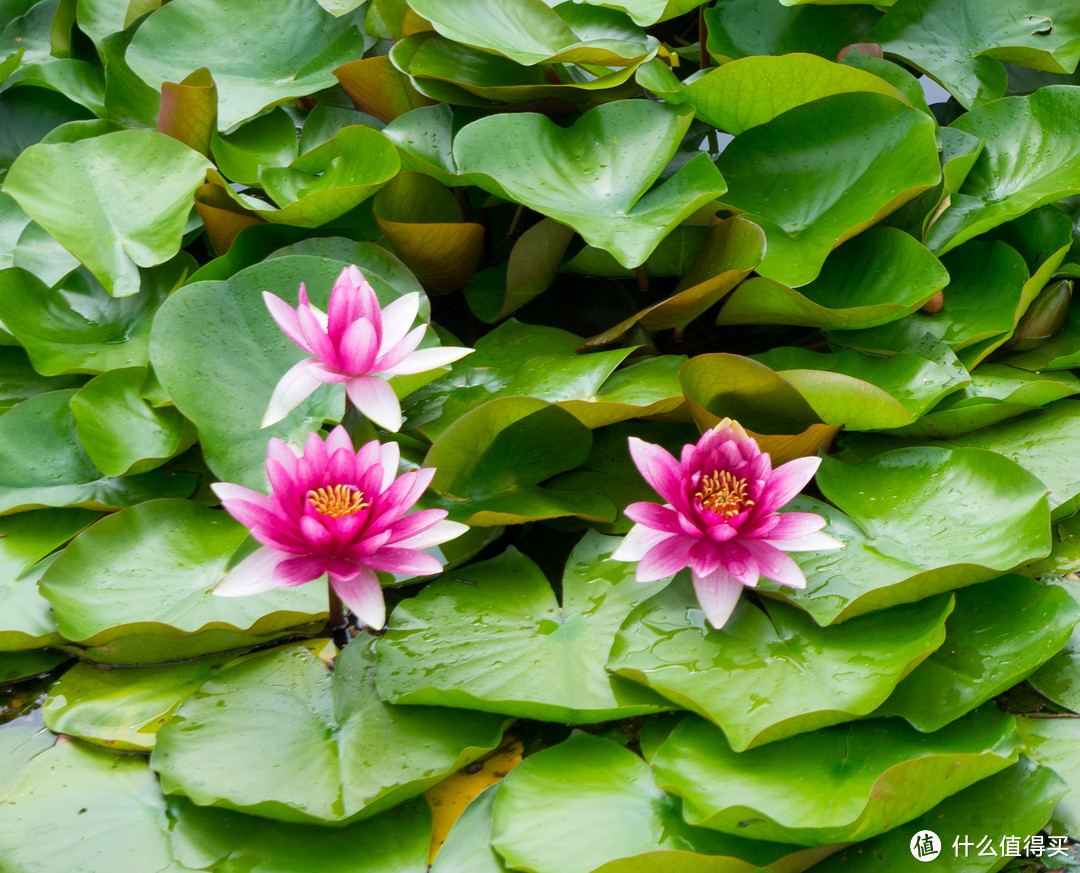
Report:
4,0,1080,869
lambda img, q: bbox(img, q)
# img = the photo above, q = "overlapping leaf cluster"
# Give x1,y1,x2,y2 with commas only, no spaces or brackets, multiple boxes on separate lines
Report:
4,0,1080,869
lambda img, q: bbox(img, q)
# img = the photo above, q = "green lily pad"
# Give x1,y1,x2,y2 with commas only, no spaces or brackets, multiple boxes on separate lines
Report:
751,345,968,430
938,399,1080,520
717,227,947,329
0,647,66,683
411,323,681,433
407,0,658,66
984,205,1075,315
98,27,162,129
653,52,907,134
0,192,78,285
545,419,701,537
704,0,880,62
0,84,95,178
125,0,372,130
652,708,1019,845
42,655,231,750
0,508,99,650
879,575,1080,732
1017,716,1080,836
0,736,435,873
76,0,154,49
492,732,838,873
831,238,1031,370
453,100,726,269
0,741,187,873
0,347,84,414
679,353,822,436
70,367,196,476
391,32,643,106
151,641,507,824
1019,516,1080,579
0,260,192,376
609,578,952,750
809,756,1065,872
376,532,675,723
169,794,433,873
0,390,196,515
0,712,54,788
926,87,1080,255
425,397,612,526
717,92,939,287
1001,299,1080,371
2,130,211,296
218,125,400,227
2,58,105,116
777,446,1051,625
150,255,423,489
431,785,506,873
584,215,767,346
466,217,578,323
871,0,1080,109
0,191,80,287
38,499,327,664
210,106,298,187
882,364,1080,437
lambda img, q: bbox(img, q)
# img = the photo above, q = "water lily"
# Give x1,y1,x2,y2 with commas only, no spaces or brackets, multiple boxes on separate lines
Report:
211,426,468,631
612,419,841,629
261,265,473,431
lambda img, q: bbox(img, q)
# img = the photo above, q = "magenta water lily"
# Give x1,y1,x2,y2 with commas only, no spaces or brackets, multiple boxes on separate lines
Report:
613,419,841,629
261,265,473,431
211,426,468,631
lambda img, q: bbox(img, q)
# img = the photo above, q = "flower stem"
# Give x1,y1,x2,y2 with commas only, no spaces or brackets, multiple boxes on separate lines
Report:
328,586,350,650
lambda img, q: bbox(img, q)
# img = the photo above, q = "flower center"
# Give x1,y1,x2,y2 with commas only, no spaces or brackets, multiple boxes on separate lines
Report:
307,484,368,518
696,470,754,518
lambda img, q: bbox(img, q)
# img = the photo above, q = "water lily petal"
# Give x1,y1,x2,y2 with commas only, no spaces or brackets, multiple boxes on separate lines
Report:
380,344,474,376
328,266,377,345
296,299,339,370
770,530,844,552
379,440,401,490
719,540,759,587
303,360,350,383
743,539,806,589
362,547,444,576
214,546,320,597
611,524,670,562
374,325,426,374
624,501,684,535
261,359,323,428
262,292,312,355
638,534,695,582
346,375,402,431
338,316,380,375
394,518,468,550
743,510,826,540
377,292,420,356
383,508,450,543
756,456,822,515
331,566,385,630
691,566,744,629
628,437,684,507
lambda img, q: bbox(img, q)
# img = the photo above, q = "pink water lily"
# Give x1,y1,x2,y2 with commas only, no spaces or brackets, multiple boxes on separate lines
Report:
261,265,473,431
612,419,841,629
211,426,468,630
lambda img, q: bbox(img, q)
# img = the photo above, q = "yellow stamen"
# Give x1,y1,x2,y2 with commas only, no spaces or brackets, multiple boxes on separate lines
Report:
696,470,754,518
307,484,368,518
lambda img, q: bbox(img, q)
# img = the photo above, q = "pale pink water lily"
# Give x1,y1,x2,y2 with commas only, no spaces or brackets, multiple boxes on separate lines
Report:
612,419,841,629
211,426,468,630
261,265,473,431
